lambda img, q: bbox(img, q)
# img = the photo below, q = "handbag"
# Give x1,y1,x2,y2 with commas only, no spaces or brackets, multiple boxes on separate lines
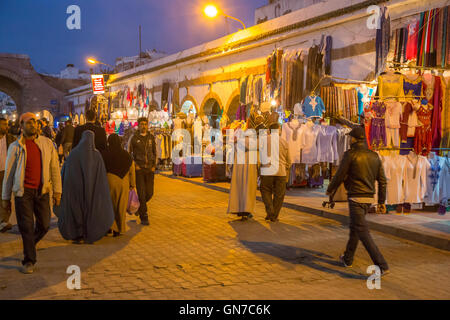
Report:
127,188,140,215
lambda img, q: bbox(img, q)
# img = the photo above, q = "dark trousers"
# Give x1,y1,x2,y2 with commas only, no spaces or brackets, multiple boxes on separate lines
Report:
343,201,389,271
14,188,51,265
260,176,286,219
135,169,154,222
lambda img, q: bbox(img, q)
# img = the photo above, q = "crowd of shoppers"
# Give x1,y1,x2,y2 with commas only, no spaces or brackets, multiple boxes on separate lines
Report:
0,109,389,278
0,111,155,274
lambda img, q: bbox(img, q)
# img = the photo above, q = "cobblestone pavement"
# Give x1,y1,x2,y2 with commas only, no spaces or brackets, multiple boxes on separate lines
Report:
0,174,449,300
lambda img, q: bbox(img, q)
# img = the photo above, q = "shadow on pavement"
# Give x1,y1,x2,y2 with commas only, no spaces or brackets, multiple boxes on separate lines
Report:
229,219,366,280
0,219,141,299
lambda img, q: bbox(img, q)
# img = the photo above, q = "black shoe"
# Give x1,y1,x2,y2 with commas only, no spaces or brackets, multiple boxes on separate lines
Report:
270,217,279,222
113,231,121,237
20,262,35,274
73,236,83,244
381,268,390,277
141,220,150,226
339,254,352,268
265,215,271,221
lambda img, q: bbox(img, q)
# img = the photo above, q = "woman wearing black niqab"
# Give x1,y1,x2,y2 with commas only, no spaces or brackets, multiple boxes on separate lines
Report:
102,134,136,236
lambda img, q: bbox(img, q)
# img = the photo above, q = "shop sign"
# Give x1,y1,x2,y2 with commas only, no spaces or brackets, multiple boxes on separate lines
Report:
91,75,105,94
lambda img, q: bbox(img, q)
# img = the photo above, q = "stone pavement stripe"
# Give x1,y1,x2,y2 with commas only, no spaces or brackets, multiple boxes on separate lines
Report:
160,172,450,251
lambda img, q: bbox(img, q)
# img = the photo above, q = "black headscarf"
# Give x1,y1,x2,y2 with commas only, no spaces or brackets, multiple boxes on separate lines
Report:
102,133,133,179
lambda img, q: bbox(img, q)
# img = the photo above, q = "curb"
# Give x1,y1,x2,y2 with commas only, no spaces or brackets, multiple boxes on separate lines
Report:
159,172,450,252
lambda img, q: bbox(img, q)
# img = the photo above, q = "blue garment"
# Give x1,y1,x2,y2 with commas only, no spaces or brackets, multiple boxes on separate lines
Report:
403,78,422,97
57,130,114,244
302,95,325,118
118,122,124,136
357,87,375,115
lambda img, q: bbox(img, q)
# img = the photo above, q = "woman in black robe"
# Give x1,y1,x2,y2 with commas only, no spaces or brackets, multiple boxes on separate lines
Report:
57,130,114,244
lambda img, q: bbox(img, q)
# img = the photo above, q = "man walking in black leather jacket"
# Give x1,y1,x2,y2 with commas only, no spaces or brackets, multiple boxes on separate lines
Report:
327,126,390,276
128,117,156,226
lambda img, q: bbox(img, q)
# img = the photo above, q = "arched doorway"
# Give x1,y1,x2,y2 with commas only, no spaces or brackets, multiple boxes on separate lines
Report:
226,94,240,123
202,98,222,129
180,95,198,115
0,90,18,122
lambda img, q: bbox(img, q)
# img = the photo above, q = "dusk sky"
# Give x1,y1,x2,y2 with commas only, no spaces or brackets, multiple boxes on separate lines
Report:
0,0,267,74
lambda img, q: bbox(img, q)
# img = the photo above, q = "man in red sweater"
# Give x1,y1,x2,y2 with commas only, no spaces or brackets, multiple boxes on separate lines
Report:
2,113,62,274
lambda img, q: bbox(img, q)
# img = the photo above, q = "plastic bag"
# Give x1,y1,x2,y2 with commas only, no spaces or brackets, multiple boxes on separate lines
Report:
127,189,140,215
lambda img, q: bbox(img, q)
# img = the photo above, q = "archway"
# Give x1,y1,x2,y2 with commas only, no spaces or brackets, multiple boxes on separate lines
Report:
179,94,198,115
225,89,240,123
200,92,223,129
202,98,222,129
0,73,22,117
0,90,18,122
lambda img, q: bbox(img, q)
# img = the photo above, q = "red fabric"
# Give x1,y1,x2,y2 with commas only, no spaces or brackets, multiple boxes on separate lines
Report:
414,105,433,156
406,21,419,60
431,76,442,148
24,139,42,189
400,102,413,143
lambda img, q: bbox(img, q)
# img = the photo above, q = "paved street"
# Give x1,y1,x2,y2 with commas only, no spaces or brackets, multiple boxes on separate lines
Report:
0,174,449,300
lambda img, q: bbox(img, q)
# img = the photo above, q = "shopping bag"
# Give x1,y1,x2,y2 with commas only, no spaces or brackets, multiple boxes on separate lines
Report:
127,189,140,215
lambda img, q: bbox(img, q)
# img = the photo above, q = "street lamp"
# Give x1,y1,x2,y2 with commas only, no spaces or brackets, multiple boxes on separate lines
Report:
203,4,247,30
86,57,114,69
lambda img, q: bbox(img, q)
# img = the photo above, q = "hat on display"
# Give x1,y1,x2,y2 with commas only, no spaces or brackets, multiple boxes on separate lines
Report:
347,126,366,140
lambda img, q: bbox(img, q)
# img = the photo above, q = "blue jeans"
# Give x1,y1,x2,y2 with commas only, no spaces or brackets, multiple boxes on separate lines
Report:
15,188,51,265
343,200,389,271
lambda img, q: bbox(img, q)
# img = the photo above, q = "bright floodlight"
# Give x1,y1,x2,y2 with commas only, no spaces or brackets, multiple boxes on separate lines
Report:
204,5,218,18
87,58,97,64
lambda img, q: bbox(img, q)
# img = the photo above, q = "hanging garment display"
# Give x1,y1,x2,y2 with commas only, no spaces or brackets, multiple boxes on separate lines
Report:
385,101,402,147
370,101,387,148
381,154,407,205
375,5,390,75
316,125,338,163
414,102,434,156
281,120,303,163
299,121,321,165
302,94,325,118
403,152,430,204
424,154,444,205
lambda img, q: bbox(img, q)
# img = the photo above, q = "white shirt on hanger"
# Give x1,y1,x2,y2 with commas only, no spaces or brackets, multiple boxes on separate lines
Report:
299,121,321,165
403,152,430,204
382,154,407,205
281,120,302,164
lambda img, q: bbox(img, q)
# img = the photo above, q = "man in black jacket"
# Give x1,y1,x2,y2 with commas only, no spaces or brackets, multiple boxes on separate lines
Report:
326,126,389,276
61,119,75,159
72,110,107,151
128,117,156,226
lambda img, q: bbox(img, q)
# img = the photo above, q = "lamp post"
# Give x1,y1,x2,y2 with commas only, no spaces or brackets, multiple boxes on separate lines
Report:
87,58,114,73
204,4,247,30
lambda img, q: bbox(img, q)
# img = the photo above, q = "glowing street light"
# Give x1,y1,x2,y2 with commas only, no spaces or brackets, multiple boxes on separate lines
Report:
86,57,114,68
204,5,218,18
203,4,246,30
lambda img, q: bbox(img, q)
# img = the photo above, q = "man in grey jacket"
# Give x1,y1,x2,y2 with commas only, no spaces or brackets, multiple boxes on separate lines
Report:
2,112,62,274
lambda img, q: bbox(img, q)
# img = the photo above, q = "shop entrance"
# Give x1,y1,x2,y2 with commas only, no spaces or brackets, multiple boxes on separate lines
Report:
202,98,221,129
181,100,197,115
226,95,240,123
